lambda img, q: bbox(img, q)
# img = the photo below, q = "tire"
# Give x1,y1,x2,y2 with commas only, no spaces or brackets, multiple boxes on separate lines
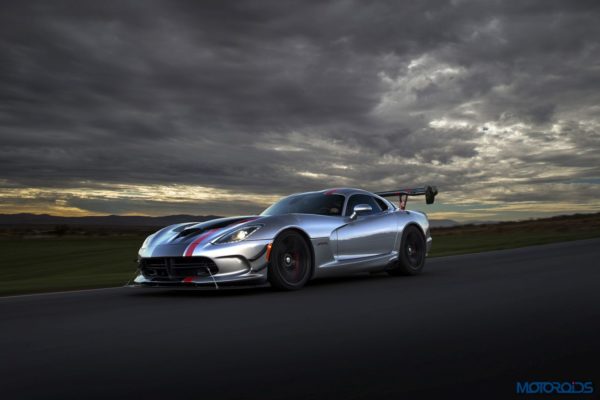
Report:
388,225,426,276
268,230,312,290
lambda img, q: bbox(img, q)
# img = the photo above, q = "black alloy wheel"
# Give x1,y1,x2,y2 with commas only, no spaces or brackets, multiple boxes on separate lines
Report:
388,225,426,276
268,230,312,290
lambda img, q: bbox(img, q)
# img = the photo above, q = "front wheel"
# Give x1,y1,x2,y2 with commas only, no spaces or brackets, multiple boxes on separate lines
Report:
388,225,426,276
268,231,312,290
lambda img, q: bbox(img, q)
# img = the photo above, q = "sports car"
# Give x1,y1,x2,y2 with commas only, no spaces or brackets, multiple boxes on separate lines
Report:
132,186,438,290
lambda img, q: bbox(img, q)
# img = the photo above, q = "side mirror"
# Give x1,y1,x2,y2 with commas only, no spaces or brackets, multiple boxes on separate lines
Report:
350,204,372,220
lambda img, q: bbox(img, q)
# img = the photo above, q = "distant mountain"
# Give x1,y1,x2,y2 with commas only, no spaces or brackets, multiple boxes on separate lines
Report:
429,219,459,228
464,220,501,226
0,213,222,227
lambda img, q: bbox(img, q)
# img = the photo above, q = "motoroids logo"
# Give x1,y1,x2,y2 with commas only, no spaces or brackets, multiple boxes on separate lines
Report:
516,381,594,395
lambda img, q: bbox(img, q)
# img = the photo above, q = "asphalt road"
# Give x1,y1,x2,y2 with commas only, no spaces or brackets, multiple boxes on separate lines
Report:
1,239,599,400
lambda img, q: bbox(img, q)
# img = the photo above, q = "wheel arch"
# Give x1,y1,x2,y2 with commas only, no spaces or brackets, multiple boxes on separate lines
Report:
394,219,427,250
403,222,427,240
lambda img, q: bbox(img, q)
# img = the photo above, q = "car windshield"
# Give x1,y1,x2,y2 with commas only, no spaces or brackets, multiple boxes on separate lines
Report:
261,193,345,216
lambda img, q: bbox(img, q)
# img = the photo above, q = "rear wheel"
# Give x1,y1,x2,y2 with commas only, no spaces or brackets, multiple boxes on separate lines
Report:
268,231,312,290
388,225,426,276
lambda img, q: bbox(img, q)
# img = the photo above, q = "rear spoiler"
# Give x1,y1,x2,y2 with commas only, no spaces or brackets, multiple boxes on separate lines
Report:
375,186,438,210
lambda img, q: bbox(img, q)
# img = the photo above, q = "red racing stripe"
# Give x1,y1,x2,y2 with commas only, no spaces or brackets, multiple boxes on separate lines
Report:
183,217,260,257
184,229,218,257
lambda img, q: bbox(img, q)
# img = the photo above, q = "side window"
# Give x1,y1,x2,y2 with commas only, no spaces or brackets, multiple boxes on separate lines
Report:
345,194,383,216
375,197,388,211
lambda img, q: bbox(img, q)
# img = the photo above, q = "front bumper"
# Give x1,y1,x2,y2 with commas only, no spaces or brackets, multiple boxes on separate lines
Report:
132,239,271,288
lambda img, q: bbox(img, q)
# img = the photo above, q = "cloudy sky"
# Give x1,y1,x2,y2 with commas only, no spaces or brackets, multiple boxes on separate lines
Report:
1,0,599,221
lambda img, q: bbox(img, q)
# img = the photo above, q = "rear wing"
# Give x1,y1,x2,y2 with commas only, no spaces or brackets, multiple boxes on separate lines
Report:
375,186,438,210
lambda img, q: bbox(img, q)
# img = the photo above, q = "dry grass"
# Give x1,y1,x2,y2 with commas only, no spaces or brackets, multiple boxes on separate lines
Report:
429,213,600,257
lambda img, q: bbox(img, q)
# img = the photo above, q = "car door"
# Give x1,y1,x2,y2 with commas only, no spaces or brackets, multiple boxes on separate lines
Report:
335,194,397,260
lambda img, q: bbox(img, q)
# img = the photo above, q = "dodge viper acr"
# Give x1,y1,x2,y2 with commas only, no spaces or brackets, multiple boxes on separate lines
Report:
132,186,438,290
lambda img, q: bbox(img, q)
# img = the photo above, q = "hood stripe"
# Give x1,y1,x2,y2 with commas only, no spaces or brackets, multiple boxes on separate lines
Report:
184,229,218,257
182,217,260,257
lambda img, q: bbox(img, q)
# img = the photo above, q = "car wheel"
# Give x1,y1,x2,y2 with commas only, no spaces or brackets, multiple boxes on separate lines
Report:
388,225,426,276
268,230,312,290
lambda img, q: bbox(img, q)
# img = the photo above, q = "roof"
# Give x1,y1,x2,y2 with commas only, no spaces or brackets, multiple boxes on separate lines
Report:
318,187,377,196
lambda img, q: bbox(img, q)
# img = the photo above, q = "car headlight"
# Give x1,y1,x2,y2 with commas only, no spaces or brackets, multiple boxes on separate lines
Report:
213,225,262,244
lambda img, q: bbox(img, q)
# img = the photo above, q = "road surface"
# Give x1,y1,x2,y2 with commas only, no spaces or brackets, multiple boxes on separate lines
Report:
1,239,599,399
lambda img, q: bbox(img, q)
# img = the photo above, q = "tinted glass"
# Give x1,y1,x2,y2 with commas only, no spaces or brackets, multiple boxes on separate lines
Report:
374,197,389,211
344,194,382,216
261,193,345,216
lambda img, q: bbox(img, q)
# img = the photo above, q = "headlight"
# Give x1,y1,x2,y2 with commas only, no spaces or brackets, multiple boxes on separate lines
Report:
213,225,262,244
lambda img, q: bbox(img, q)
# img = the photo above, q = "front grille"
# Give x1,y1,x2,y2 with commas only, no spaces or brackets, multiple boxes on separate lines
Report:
140,257,218,280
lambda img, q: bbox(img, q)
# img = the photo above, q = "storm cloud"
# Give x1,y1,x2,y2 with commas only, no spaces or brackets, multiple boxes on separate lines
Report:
1,0,599,220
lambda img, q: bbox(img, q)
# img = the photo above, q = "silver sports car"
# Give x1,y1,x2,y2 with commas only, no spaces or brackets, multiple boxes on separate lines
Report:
133,186,438,290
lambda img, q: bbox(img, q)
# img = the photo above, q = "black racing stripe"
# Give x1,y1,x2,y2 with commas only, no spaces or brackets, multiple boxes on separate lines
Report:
176,216,257,239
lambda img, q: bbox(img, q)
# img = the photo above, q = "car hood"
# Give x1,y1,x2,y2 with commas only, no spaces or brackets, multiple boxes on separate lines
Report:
142,216,264,249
